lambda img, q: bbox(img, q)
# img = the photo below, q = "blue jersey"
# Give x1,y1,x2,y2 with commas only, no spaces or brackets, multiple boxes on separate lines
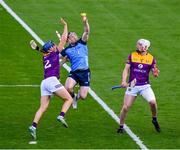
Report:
61,39,89,71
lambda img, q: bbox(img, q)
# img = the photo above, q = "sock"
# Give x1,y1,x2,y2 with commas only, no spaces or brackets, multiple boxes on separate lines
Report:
32,122,37,128
70,92,75,98
76,93,80,100
152,116,157,121
60,112,65,118
120,124,124,129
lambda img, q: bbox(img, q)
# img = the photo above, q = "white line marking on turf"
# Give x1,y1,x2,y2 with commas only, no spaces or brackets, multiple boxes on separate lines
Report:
0,85,39,87
0,1,148,149
29,140,37,144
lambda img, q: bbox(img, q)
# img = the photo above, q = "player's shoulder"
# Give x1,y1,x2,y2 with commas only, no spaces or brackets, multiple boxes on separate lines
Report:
131,51,139,55
129,51,138,59
147,52,154,60
61,46,70,56
78,38,87,45
65,44,72,50
131,51,154,58
62,44,73,53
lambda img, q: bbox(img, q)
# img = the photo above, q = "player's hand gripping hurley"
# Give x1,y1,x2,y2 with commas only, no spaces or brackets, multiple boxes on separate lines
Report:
30,40,44,52
111,78,137,90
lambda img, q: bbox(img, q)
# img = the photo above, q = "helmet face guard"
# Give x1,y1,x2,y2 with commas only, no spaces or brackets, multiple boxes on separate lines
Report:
42,41,54,53
137,39,150,49
136,39,150,52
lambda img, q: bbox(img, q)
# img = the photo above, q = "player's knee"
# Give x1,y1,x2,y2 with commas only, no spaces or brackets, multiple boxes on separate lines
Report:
80,93,87,100
64,95,73,103
80,95,86,100
65,86,71,92
66,98,73,104
68,97,73,103
149,100,156,107
122,105,129,113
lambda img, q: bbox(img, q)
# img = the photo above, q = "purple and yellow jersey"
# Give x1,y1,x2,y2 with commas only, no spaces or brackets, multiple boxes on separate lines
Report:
127,51,156,86
43,50,60,79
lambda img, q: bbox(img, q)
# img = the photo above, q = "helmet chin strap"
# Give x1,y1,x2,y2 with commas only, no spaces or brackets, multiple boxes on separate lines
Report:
136,48,148,54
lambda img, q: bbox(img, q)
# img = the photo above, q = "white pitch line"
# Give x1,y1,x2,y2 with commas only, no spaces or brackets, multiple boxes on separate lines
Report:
0,1,148,149
0,85,39,87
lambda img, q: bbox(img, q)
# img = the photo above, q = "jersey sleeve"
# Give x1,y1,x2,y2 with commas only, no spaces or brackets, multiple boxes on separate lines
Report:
60,49,67,57
126,54,131,64
55,50,60,55
79,38,87,45
151,57,157,69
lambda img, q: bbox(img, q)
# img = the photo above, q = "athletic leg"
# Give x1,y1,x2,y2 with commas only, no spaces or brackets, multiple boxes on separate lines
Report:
78,86,89,100
71,86,89,109
141,87,160,132
73,69,90,108
55,87,73,113
29,95,50,139
120,94,136,124
117,94,136,133
149,100,160,132
65,77,78,109
55,87,73,127
149,100,157,117
65,77,77,97
33,96,51,123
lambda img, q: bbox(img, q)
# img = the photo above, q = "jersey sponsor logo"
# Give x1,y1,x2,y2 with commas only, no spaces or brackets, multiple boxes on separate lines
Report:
134,68,146,73
138,64,143,69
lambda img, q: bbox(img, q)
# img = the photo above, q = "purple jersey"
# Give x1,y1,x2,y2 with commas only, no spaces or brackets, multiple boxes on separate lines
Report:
127,51,156,86
43,51,60,79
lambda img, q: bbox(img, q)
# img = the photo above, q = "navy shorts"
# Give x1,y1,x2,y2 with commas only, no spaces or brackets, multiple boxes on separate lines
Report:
69,68,91,86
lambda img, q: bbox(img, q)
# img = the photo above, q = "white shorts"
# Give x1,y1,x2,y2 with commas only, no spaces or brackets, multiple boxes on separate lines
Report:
125,84,156,102
40,76,64,96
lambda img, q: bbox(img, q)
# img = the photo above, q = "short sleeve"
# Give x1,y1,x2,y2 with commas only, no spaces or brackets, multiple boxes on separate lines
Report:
61,49,67,57
79,38,87,45
151,57,157,69
55,50,60,55
126,54,131,64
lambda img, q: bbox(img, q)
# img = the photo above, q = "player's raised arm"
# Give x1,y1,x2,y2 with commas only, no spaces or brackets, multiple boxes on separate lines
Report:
57,18,68,52
81,13,90,42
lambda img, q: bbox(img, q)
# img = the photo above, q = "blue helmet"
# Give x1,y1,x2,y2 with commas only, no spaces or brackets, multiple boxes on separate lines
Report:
42,40,54,52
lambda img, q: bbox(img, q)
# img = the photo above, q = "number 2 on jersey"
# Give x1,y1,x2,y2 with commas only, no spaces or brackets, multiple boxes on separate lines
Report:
45,60,51,69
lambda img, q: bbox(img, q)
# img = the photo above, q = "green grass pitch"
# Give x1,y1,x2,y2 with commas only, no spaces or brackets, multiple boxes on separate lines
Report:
0,0,180,149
